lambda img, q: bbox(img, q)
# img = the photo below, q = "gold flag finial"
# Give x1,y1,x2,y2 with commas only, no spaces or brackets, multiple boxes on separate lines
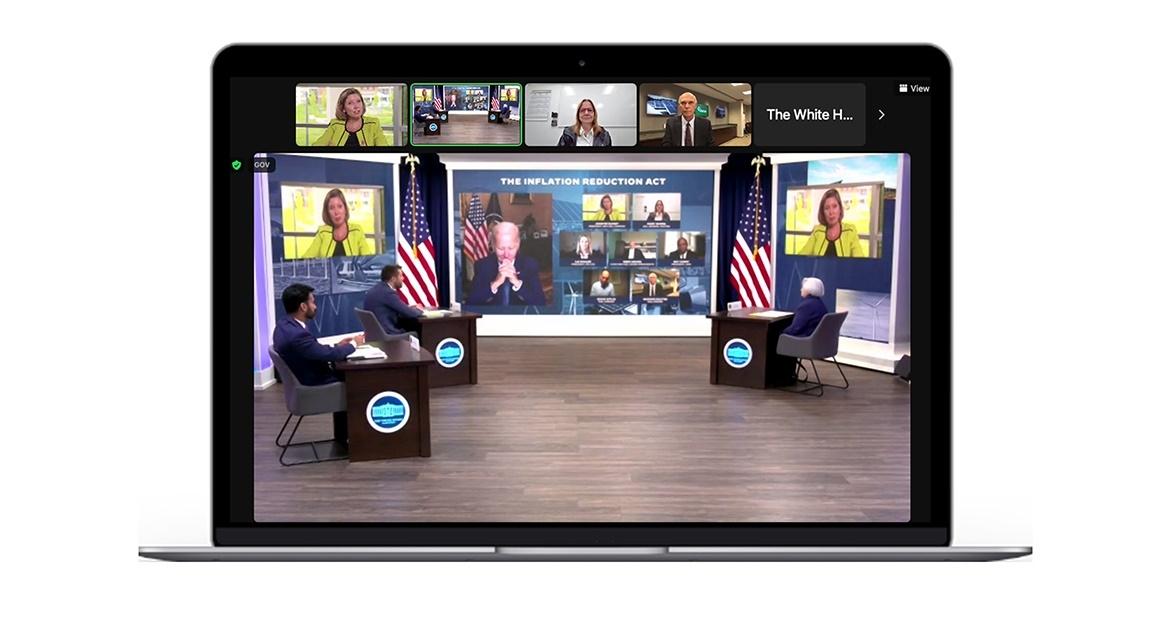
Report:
751,155,765,178
405,153,420,172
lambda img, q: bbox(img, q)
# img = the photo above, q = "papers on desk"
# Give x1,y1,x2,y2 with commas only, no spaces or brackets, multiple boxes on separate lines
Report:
750,310,794,319
421,309,454,318
346,345,387,360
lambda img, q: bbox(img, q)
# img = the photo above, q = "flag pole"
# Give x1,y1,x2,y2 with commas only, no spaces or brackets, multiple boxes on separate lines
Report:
405,154,420,258
751,156,765,259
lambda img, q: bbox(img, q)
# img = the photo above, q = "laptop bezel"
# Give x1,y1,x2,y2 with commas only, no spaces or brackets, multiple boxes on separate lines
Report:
213,43,951,547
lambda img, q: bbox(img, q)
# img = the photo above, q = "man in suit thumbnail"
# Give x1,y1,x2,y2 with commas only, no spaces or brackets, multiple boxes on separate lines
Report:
661,92,715,147
643,272,666,297
363,265,424,336
615,239,647,262
468,221,546,305
667,236,697,261
273,283,365,387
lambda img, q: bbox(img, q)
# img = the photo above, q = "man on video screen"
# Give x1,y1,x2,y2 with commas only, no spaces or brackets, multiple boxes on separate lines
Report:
467,221,546,305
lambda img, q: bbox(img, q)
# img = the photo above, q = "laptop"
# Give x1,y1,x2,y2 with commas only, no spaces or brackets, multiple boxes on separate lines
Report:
141,43,1029,561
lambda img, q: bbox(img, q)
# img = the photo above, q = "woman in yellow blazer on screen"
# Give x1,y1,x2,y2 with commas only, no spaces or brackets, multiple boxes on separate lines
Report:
301,189,371,258
587,194,626,222
312,88,390,147
798,188,865,258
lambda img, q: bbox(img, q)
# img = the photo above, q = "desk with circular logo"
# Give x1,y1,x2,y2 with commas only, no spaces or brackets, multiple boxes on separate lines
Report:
707,308,795,389
336,339,436,461
409,311,481,388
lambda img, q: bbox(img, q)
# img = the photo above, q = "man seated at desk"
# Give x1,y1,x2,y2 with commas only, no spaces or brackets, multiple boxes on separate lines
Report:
363,265,424,336
273,283,365,386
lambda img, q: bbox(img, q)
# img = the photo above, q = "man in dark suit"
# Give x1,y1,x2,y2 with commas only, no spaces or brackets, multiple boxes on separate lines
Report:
273,283,364,386
643,272,667,298
363,265,424,336
667,236,699,261
614,239,647,262
468,221,546,305
660,92,715,147
273,283,365,442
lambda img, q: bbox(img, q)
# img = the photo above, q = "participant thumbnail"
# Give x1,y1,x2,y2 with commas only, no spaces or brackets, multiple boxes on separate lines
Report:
294,84,406,147
523,83,638,147
559,231,608,267
459,192,551,306
632,192,682,229
639,83,752,147
609,231,659,267
279,184,382,259
412,84,521,146
660,231,705,267
633,269,679,301
582,193,629,229
583,268,629,302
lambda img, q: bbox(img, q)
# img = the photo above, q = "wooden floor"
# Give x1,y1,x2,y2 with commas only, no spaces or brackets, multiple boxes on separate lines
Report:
254,337,910,522
412,115,520,145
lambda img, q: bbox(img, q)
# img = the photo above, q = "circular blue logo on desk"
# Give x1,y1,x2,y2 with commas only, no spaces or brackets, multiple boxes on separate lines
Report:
435,337,465,368
365,391,411,434
723,338,753,369
428,122,439,132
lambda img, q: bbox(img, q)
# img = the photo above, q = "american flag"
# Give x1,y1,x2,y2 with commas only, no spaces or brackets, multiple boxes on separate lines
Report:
396,158,438,308
462,193,490,265
729,162,773,309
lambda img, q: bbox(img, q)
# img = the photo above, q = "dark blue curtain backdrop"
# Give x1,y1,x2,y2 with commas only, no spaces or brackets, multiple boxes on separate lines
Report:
716,154,772,312
403,152,452,307
774,162,897,313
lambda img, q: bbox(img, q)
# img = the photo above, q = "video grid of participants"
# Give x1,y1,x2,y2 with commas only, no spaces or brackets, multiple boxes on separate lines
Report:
296,82,755,148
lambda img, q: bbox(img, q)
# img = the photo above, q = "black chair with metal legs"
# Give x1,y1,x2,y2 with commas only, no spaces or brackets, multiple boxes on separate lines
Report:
776,311,850,397
268,346,349,466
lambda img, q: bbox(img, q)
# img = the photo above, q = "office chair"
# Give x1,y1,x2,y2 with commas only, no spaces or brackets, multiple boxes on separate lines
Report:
776,311,850,397
354,308,412,342
268,346,349,466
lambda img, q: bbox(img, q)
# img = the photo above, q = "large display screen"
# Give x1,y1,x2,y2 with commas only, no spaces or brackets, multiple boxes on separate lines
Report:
279,184,383,259
454,169,715,316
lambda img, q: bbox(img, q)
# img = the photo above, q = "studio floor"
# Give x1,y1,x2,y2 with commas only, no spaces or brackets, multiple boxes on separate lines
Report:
412,115,520,145
253,337,910,522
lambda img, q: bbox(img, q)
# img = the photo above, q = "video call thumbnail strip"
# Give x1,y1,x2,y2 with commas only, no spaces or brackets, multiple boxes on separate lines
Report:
293,82,753,149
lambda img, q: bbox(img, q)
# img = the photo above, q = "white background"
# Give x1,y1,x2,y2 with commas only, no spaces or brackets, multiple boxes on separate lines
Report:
5,0,1166,617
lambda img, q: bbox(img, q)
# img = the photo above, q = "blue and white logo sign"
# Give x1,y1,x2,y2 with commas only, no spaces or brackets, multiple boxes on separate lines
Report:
435,337,465,368
722,338,753,369
365,391,411,434
428,122,439,132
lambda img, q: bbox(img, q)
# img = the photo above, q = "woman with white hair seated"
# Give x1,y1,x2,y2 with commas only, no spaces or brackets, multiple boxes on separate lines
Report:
778,277,829,385
784,277,829,336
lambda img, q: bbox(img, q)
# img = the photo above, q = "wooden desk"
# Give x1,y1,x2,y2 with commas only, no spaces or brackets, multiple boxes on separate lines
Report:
707,309,794,389
405,311,481,388
336,339,435,461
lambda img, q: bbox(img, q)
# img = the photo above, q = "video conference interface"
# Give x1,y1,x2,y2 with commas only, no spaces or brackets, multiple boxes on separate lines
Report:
236,66,931,526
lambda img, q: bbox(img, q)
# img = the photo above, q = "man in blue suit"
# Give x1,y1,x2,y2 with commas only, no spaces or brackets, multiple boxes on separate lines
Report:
273,283,365,443
467,221,546,305
363,265,424,336
273,283,365,387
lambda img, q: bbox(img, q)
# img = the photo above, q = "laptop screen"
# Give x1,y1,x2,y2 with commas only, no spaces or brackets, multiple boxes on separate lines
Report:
220,45,949,546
